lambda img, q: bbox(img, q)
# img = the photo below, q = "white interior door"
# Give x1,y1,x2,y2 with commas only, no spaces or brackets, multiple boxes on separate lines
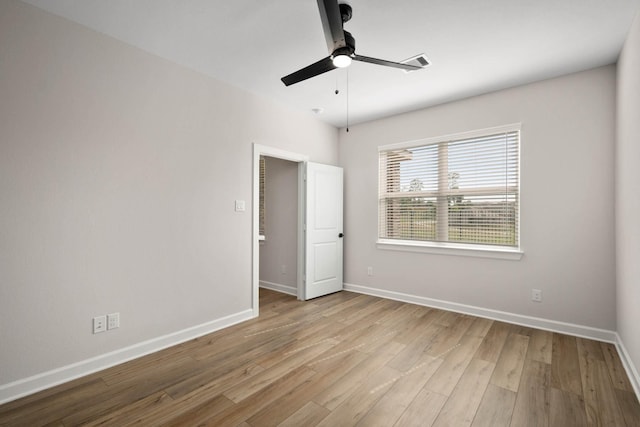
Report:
303,162,344,300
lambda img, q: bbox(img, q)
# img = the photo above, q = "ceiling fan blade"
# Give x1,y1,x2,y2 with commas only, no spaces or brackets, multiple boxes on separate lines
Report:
281,56,337,86
353,54,423,71
317,0,346,53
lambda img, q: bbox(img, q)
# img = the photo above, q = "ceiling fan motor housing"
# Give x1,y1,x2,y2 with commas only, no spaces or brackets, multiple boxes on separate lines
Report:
339,3,353,23
333,30,355,57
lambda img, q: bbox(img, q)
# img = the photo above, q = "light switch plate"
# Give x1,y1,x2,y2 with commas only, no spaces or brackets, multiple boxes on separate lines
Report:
107,312,120,330
235,200,245,212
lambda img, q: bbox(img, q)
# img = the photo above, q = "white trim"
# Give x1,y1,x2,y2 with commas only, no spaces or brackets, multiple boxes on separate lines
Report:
252,144,309,315
615,333,640,400
377,239,523,260
0,309,254,405
253,144,310,163
297,162,306,301
259,280,297,296
343,283,616,343
378,123,522,151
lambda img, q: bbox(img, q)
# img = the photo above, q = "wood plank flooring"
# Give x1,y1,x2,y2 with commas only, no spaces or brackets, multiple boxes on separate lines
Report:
1,289,639,426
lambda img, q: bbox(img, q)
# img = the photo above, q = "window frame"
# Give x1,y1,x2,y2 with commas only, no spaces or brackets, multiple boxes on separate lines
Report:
377,124,523,260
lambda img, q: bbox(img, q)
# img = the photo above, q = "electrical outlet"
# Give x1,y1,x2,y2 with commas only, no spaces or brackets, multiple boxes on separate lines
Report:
281,265,286,275
107,312,120,330
367,266,373,276
234,200,245,212
93,315,107,334
531,289,543,303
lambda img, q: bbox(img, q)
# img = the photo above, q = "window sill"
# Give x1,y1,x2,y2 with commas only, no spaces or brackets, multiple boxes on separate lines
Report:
376,239,523,260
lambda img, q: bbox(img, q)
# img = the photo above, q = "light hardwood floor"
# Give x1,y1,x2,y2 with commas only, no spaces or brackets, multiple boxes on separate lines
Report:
1,289,639,426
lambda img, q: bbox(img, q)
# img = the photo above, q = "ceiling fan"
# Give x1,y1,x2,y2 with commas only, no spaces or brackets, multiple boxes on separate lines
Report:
281,0,424,86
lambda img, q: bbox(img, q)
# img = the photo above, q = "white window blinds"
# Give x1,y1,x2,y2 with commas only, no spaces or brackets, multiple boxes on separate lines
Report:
379,127,520,248
259,156,266,236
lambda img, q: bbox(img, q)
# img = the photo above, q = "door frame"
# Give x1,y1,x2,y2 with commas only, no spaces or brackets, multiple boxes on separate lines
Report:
252,144,308,317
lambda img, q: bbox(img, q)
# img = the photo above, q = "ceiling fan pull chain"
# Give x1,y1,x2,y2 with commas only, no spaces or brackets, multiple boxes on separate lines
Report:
346,68,350,132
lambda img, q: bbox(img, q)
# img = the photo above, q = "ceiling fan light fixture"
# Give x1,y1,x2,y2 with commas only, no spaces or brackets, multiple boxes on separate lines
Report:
332,54,352,68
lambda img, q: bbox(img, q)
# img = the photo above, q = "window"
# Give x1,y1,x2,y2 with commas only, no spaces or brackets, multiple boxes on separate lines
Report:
378,125,520,254
259,156,266,237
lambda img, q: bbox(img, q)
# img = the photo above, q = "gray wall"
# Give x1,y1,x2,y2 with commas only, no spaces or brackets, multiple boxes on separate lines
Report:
259,157,299,292
339,66,616,331
0,0,338,388
616,11,640,385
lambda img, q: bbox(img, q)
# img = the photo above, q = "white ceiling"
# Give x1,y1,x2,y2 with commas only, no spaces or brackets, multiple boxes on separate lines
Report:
22,0,640,128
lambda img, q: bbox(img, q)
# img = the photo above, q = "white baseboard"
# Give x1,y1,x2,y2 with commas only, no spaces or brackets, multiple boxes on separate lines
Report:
4,285,637,406
259,280,297,296
344,282,639,401
615,334,640,399
0,309,255,405
343,283,617,343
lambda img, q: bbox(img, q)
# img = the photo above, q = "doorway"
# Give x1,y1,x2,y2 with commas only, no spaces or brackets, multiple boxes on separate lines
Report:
252,144,344,316
252,144,308,316
258,156,299,296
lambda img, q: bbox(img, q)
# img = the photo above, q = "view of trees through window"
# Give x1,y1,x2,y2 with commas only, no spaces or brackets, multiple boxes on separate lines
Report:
379,129,519,247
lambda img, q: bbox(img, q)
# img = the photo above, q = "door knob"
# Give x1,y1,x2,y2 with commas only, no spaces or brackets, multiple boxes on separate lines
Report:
338,233,344,238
